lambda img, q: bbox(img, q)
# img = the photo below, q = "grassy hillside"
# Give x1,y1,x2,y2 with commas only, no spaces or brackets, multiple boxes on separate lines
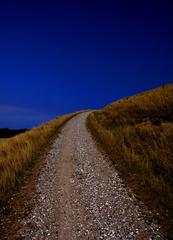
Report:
0,112,78,203
87,84,173,237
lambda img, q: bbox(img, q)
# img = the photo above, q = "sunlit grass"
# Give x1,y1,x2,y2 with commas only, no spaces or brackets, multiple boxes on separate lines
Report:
87,83,173,236
0,112,78,202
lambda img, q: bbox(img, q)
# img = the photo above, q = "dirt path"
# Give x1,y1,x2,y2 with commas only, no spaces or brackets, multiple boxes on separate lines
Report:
0,112,164,239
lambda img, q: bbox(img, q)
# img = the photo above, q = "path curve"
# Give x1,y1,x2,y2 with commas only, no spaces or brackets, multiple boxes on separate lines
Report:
0,112,163,239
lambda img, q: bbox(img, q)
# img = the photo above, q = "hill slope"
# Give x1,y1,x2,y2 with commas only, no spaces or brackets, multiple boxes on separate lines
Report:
87,84,173,237
0,112,78,204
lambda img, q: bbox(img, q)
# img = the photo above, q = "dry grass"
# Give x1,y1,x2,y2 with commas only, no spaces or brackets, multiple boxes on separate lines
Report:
0,112,78,203
87,84,173,237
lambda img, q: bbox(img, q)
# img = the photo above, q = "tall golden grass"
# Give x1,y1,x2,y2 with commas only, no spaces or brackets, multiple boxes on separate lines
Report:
87,84,173,237
0,112,78,203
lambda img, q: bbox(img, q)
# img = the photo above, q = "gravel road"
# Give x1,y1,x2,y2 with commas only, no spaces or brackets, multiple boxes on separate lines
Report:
0,112,164,239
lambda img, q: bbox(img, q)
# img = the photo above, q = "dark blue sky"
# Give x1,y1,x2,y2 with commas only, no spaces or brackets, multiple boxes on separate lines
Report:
0,0,172,128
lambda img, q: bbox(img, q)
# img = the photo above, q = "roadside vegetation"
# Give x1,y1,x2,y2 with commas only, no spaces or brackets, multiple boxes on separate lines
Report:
0,112,78,203
87,84,173,237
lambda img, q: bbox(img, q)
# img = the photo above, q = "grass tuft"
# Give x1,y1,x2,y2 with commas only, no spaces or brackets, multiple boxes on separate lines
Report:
0,112,78,203
87,83,173,237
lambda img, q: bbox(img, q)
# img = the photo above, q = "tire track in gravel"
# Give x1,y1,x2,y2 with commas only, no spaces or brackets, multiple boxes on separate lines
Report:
0,112,164,239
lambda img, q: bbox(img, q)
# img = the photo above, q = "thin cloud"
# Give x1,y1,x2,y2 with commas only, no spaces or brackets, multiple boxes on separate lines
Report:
0,104,32,115
0,104,55,128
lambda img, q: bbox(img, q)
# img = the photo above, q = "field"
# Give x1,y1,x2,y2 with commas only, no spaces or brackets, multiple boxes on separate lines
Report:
0,112,78,203
87,84,173,236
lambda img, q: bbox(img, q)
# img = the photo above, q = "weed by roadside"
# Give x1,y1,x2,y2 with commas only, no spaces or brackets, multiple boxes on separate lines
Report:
0,112,78,203
87,84,173,238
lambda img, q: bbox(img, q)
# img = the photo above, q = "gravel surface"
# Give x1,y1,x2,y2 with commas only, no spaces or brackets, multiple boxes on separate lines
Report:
0,112,164,239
